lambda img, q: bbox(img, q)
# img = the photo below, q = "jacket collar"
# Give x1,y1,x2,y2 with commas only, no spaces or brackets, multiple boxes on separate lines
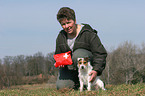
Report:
60,23,97,37
79,23,96,34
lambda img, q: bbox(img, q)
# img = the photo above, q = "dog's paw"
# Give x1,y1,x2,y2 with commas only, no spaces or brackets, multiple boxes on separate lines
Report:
87,87,91,91
103,88,107,90
80,89,83,92
80,87,83,92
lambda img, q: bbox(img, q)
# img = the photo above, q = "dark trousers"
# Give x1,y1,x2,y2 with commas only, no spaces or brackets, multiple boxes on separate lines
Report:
56,49,93,90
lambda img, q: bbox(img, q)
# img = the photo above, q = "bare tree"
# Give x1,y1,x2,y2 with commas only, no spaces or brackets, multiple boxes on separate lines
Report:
2,56,13,87
107,41,145,84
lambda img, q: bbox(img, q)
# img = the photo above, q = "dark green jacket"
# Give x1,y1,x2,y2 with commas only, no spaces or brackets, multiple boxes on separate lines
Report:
55,24,107,75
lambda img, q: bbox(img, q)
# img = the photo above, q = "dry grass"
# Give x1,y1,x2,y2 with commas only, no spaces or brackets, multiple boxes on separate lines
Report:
0,83,144,96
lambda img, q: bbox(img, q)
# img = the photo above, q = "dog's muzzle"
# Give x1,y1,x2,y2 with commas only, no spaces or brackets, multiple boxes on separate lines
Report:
81,66,84,69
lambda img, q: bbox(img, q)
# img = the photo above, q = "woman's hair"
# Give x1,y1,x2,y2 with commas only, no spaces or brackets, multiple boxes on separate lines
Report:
57,7,76,23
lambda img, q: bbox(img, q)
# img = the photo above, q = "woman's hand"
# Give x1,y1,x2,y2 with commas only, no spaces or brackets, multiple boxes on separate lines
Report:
58,65,65,68
54,63,65,68
89,70,98,82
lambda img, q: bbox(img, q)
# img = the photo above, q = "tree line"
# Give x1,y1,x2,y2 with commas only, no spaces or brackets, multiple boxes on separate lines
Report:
0,52,57,89
0,41,145,89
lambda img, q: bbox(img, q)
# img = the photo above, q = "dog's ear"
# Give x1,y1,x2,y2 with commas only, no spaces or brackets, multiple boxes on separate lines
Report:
77,58,80,61
77,58,82,61
84,57,89,62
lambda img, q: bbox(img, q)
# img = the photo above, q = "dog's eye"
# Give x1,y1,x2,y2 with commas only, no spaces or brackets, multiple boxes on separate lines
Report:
78,62,82,65
84,62,87,64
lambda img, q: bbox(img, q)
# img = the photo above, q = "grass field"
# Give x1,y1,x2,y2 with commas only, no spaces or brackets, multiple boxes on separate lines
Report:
0,83,144,96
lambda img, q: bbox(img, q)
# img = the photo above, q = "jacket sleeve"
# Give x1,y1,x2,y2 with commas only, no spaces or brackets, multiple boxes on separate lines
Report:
55,32,63,54
55,37,60,54
90,32,107,76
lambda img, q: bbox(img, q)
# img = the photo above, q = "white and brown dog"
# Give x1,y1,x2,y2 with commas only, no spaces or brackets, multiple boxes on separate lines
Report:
77,57,106,92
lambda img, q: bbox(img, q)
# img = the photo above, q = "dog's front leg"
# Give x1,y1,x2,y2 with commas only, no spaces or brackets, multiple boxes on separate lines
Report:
87,82,92,91
80,79,84,92
87,76,92,91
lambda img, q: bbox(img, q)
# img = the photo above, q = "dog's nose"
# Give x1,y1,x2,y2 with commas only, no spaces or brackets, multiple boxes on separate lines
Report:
81,66,84,69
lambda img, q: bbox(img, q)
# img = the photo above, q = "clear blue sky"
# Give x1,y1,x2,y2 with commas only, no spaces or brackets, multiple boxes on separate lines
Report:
0,0,145,58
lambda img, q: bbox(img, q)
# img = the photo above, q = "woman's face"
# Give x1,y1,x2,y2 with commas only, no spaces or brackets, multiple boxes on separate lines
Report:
60,19,76,35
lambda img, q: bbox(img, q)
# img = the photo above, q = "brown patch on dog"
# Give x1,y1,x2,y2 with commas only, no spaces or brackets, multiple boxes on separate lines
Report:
78,57,88,66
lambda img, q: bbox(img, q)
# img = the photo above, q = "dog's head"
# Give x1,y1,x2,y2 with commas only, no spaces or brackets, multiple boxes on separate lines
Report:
77,57,89,70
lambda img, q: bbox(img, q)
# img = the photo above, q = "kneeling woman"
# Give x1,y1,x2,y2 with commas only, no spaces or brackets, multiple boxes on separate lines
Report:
55,7,107,90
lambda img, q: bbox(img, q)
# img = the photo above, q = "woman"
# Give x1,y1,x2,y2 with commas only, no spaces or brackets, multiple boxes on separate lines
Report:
55,7,107,90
